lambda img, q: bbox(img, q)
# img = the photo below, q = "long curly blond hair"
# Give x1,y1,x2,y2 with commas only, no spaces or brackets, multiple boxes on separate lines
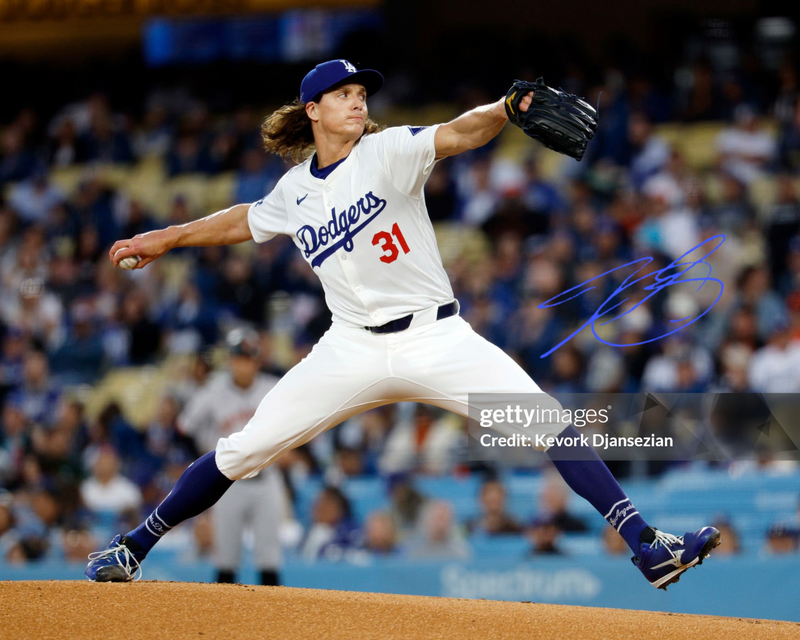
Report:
260,99,384,164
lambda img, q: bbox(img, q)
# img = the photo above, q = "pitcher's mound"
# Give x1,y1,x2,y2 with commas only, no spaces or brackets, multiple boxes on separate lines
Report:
2,581,798,640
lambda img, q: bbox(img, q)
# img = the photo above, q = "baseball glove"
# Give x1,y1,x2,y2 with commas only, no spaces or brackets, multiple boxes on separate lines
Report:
505,78,598,161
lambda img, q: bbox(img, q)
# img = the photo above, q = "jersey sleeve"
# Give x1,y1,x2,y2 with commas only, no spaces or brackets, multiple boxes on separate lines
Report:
248,180,288,243
370,125,441,197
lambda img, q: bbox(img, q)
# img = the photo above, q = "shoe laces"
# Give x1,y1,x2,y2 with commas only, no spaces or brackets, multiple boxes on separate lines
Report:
88,541,143,581
650,530,684,559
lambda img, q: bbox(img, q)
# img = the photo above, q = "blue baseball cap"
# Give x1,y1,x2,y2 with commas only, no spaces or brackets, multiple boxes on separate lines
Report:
300,59,384,104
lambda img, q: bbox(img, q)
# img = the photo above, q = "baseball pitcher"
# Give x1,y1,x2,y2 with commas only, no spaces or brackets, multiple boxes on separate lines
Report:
87,60,721,590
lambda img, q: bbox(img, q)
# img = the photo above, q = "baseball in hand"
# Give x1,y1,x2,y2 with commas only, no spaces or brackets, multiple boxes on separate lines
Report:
114,249,141,270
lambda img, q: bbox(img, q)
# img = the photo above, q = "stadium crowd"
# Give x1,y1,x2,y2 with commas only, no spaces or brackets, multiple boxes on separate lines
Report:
2,52,800,566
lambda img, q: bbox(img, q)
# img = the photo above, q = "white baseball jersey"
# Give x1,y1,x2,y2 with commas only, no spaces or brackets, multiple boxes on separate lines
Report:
247,125,455,328
179,371,279,453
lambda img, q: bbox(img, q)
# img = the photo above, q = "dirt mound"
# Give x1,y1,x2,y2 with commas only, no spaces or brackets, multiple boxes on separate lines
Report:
1,581,798,640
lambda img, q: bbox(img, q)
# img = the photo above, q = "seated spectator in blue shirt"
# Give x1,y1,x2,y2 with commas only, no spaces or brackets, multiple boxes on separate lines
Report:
7,350,61,427
166,135,205,176
522,156,564,217
300,486,361,561
0,125,37,183
8,170,64,226
77,112,134,164
49,302,105,385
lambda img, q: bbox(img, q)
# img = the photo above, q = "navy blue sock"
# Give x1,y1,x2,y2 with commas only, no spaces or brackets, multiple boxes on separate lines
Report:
547,425,649,554
127,451,234,555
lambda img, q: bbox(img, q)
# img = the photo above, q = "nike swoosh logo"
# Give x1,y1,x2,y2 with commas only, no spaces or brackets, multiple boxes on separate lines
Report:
297,194,308,205
650,550,684,570
506,91,516,114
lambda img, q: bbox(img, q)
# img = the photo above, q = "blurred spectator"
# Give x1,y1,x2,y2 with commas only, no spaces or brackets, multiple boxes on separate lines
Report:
61,527,97,562
168,352,213,406
1,279,64,350
119,200,157,240
638,151,700,259
767,177,800,289
144,394,197,467
167,135,206,176
627,112,670,190
715,342,754,392
160,283,218,354
0,125,37,183
712,174,757,236
120,289,162,365
6,350,61,427
235,149,281,205
362,511,399,556
765,523,799,554
547,344,586,393
4,488,61,562
526,515,564,556
386,473,428,542
720,266,788,340
522,156,564,219
379,405,463,475
457,157,500,226
6,536,49,563
466,478,523,536
424,163,457,222
0,498,14,542
133,105,173,159
49,302,105,385
406,500,470,560
778,100,800,171
642,335,714,393
537,475,587,533
677,58,720,122
77,110,134,164
748,323,800,392
0,403,29,486
80,446,143,515
333,447,364,478
48,120,79,167
300,486,360,561
8,171,64,225
215,255,267,326
0,329,28,392
716,105,777,184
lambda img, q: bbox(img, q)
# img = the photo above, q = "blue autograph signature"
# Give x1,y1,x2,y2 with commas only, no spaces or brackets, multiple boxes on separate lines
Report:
537,235,725,358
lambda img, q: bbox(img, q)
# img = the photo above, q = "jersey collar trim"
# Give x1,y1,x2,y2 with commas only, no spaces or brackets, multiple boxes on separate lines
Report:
310,153,348,180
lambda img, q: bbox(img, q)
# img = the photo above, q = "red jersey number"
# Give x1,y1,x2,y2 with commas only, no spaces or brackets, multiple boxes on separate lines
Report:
372,223,411,264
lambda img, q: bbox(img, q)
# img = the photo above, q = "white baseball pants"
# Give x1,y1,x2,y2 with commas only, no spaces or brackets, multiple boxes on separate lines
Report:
215,314,563,480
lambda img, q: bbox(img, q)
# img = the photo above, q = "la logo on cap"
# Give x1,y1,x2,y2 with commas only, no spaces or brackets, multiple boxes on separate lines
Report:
342,60,357,73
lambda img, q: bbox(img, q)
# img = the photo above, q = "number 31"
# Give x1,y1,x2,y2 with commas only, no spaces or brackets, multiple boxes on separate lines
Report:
372,223,411,263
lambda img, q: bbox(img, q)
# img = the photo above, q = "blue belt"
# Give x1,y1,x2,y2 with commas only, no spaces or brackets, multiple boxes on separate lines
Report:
365,301,459,334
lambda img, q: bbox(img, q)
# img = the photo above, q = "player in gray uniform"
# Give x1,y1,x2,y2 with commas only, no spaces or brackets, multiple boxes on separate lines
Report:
178,329,284,586
87,59,721,591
